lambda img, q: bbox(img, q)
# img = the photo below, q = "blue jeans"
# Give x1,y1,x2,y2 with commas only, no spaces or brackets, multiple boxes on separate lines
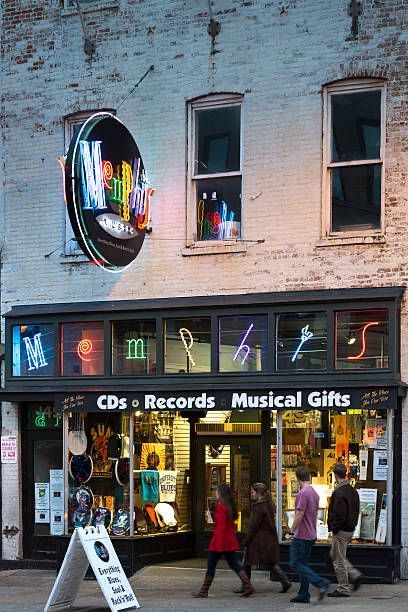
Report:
207,551,243,577
290,538,329,601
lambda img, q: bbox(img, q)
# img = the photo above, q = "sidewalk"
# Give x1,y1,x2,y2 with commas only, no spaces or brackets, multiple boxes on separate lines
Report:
0,559,406,612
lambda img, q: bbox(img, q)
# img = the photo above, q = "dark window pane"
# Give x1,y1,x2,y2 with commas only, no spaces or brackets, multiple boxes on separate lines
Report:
336,310,389,369
219,315,268,372
331,91,381,162
276,313,327,371
165,318,211,373
196,106,240,174
112,320,156,375
196,176,241,240
12,324,54,376
331,164,381,231
61,322,104,376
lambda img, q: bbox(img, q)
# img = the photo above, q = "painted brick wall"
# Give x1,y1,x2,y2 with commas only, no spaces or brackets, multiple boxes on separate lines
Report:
0,0,407,567
1,403,22,560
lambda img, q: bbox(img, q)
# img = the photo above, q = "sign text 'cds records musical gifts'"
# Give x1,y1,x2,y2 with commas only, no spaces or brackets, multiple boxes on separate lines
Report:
44,525,139,612
62,112,155,272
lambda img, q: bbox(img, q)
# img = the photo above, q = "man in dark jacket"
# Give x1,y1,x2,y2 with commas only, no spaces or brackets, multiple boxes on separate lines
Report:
327,464,362,597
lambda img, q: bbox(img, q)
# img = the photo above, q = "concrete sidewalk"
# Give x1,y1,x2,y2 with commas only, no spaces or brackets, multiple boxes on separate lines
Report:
0,560,406,612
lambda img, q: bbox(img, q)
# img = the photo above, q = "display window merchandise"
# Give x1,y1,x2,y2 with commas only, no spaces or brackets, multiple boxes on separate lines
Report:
66,410,190,538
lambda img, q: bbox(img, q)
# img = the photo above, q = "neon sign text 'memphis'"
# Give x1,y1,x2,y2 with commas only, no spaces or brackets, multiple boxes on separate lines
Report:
80,140,155,229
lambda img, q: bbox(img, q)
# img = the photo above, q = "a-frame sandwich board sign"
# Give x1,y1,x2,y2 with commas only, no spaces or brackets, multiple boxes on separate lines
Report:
44,525,140,611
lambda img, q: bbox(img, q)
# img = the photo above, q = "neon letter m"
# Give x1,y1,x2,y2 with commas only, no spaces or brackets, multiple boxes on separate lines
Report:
23,333,48,371
80,140,106,210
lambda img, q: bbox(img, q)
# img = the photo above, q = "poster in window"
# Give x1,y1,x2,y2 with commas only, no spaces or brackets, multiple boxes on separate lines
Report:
359,449,368,481
358,488,377,540
35,509,50,524
50,469,64,511
375,493,387,544
140,443,166,471
363,419,377,448
374,419,387,449
35,482,50,510
373,450,388,480
50,511,64,535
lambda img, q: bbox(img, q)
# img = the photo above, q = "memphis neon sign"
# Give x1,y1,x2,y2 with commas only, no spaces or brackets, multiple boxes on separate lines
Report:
80,140,155,231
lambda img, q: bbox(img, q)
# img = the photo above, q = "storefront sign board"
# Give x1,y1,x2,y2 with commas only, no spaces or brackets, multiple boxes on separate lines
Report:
57,386,399,413
44,525,139,612
1,435,17,463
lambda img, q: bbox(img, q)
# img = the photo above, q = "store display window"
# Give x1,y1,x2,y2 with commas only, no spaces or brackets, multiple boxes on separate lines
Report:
336,309,389,369
218,315,268,372
277,408,390,546
66,411,191,537
164,318,211,373
276,312,327,370
61,322,104,376
112,320,157,375
12,324,54,376
133,411,191,535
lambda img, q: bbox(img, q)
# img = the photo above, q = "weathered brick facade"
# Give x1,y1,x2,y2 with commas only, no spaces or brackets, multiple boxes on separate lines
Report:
0,0,407,571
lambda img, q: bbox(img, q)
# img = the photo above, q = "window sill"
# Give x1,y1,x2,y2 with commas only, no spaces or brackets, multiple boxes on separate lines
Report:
181,242,247,257
316,234,385,247
61,0,119,17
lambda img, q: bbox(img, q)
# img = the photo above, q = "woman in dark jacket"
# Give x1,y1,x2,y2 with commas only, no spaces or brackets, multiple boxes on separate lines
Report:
192,484,254,598
234,482,292,594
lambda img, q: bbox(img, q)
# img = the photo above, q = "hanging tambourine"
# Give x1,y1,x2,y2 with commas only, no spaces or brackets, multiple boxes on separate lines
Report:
92,506,112,530
67,413,87,456
115,457,130,486
111,508,130,536
69,453,93,483
72,509,92,529
72,485,94,513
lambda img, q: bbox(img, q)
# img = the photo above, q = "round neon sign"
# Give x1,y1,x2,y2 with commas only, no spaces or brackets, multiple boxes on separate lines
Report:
65,112,154,272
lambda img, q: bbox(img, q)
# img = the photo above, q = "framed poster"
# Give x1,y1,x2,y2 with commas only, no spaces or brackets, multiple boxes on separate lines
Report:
375,494,387,544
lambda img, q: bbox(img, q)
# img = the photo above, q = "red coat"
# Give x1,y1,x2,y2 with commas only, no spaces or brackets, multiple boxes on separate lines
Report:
208,503,240,552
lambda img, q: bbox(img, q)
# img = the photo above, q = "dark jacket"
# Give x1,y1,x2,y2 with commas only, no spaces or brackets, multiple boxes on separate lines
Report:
242,499,279,566
327,481,360,534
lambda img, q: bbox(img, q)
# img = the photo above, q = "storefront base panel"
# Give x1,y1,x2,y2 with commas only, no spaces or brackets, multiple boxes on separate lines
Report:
277,543,401,585
56,532,194,577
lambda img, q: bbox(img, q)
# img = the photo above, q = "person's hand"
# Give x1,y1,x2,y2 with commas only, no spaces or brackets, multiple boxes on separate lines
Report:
285,532,294,540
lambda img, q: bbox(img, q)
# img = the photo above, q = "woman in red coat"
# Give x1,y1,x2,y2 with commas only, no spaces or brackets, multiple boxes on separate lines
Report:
192,484,254,598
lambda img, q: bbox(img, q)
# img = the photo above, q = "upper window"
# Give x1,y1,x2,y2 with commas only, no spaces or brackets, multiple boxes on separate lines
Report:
12,324,55,377
189,96,242,242
60,322,104,376
324,81,385,234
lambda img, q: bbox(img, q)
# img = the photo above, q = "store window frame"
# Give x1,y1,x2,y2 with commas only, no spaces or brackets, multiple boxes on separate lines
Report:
186,94,244,253
322,79,386,240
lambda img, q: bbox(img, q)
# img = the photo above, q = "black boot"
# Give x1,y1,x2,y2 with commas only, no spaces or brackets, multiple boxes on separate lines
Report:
192,574,213,598
271,564,292,593
237,570,255,597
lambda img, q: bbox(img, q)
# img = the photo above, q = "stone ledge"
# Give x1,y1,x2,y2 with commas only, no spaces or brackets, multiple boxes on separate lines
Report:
316,234,386,247
61,0,119,17
181,242,247,257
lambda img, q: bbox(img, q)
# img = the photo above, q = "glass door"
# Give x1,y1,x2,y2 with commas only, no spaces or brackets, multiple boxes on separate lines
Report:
195,437,260,553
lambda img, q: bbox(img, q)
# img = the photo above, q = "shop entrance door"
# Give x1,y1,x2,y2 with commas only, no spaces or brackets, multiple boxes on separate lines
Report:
194,437,261,555
22,408,63,561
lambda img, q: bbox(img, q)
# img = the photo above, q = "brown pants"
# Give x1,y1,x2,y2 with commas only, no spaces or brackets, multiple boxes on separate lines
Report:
330,530,361,594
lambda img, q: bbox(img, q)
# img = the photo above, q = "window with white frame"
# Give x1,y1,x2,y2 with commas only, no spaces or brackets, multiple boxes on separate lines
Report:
63,110,114,255
189,96,242,242
323,80,385,234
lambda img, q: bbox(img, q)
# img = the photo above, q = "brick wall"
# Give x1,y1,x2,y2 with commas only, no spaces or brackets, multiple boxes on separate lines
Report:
1,0,407,568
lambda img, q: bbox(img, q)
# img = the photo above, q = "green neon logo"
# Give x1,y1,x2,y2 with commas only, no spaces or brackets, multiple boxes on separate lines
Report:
126,338,146,360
